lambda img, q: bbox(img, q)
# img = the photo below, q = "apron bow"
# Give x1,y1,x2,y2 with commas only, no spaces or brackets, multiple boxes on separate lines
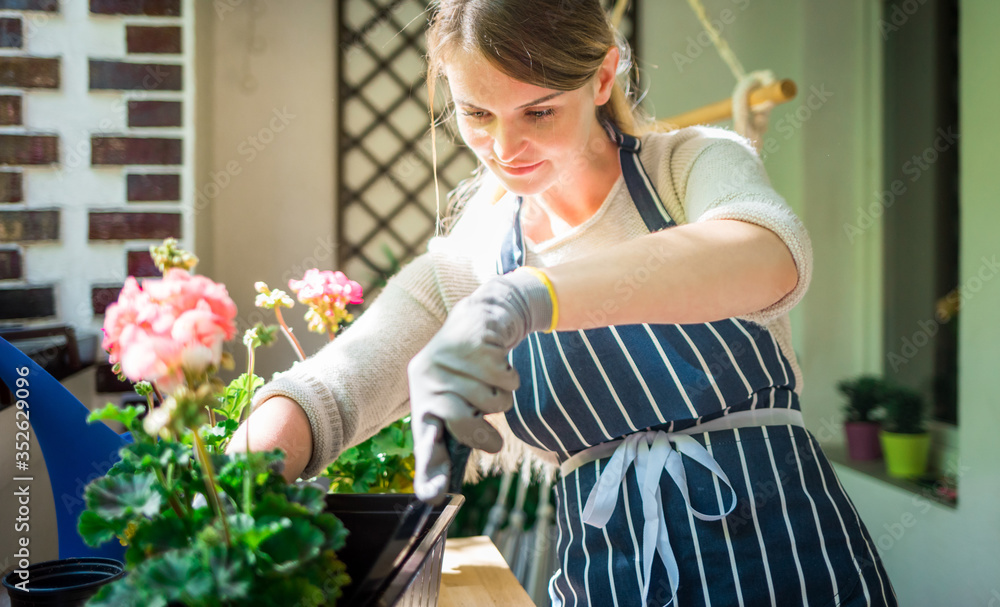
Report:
582,430,737,607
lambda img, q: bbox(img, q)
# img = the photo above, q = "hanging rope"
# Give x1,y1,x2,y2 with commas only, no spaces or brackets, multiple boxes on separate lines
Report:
731,69,777,152
684,0,746,81
684,0,778,152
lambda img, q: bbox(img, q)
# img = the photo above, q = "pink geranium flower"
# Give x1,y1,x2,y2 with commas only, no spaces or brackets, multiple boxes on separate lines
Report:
288,269,363,338
102,269,237,394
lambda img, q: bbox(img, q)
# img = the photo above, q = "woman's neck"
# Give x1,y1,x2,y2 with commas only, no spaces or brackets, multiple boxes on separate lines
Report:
528,123,622,228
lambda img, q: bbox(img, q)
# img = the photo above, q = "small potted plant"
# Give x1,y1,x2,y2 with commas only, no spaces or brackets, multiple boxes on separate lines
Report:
877,385,931,479
77,240,353,606
837,375,887,461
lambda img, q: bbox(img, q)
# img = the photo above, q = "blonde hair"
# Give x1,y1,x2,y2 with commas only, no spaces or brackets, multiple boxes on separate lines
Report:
425,0,647,233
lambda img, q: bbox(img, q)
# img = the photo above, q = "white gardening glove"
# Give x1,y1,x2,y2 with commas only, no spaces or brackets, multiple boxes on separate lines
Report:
407,268,555,504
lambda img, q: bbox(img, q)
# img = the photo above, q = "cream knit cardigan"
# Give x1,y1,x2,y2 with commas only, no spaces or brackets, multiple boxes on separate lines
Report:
251,126,814,481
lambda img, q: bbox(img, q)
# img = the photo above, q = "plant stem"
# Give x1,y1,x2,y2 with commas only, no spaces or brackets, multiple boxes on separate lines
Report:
192,431,231,545
151,383,164,405
153,464,189,523
274,307,306,362
142,393,157,442
242,342,256,515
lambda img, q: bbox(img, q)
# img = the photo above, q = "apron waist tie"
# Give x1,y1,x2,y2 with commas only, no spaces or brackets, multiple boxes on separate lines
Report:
578,412,809,607
582,431,737,607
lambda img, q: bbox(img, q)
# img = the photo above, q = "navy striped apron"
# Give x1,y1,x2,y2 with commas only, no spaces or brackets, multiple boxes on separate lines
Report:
497,126,898,606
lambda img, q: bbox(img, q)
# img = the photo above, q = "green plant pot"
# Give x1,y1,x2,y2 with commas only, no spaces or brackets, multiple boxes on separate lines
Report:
879,431,931,479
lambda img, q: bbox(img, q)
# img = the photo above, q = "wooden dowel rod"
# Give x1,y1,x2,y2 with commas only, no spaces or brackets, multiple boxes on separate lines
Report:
657,78,798,130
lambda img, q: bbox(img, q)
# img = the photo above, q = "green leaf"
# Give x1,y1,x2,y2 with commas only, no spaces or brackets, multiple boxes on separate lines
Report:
333,445,361,465
349,460,379,493
311,512,349,553
202,418,240,451
78,510,120,547
372,424,411,458
87,575,163,607
218,373,265,420
125,516,189,565
194,522,223,548
251,575,327,607
258,518,325,571
104,455,140,477
123,440,192,471
213,450,287,503
224,512,256,536
207,546,253,601
87,402,145,430
85,472,163,521
254,493,306,519
283,482,328,516
142,550,214,604
228,512,288,552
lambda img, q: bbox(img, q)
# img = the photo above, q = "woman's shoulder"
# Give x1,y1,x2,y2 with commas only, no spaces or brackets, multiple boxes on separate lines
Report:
638,124,759,170
642,125,762,194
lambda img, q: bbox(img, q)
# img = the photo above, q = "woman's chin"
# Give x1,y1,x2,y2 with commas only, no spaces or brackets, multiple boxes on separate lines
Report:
492,172,554,198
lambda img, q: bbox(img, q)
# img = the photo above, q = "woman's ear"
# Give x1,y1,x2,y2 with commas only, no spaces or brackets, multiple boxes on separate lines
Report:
594,46,620,106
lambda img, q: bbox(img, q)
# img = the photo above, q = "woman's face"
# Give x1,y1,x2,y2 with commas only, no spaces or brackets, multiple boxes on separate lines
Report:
444,48,618,197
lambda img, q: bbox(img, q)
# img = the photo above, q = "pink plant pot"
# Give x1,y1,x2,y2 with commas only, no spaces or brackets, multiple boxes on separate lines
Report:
845,421,883,461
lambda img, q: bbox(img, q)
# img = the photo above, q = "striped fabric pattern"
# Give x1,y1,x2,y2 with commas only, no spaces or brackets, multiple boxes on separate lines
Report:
506,321,800,459
549,425,897,607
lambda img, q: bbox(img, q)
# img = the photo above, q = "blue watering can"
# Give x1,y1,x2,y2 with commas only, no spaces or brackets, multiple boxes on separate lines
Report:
0,336,129,560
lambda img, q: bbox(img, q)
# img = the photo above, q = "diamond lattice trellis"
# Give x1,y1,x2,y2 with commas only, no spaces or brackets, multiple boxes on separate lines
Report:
337,0,640,298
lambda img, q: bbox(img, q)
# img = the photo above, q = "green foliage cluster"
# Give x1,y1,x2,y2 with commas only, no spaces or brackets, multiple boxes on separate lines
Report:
837,375,891,423
79,375,351,606
878,385,926,434
323,417,415,494
837,375,927,434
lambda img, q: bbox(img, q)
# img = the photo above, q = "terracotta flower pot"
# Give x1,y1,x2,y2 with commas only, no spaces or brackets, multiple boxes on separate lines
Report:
844,421,883,460
879,431,931,479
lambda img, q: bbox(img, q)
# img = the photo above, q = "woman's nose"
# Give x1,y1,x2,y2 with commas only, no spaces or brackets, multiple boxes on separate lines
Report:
492,122,528,163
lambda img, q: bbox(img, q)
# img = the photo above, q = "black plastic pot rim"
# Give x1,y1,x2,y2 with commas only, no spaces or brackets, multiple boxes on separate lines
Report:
2,556,124,597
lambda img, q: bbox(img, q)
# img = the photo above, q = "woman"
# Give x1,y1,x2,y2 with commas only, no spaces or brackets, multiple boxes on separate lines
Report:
231,1,897,604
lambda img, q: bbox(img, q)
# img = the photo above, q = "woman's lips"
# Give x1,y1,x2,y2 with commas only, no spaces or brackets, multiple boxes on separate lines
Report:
495,160,543,176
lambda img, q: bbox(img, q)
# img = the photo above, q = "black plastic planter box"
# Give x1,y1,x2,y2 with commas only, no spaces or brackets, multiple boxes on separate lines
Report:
326,493,464,607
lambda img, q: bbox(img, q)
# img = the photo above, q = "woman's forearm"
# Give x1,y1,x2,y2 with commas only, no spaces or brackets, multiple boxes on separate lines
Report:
546,219,799,330
227,395,313,482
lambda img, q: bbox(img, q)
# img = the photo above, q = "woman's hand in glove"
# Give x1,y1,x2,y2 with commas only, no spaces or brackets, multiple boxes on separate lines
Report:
407,267,556,503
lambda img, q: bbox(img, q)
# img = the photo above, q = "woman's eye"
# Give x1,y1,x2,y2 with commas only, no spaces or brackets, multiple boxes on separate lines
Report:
528,109,555,120
461,110,489,120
